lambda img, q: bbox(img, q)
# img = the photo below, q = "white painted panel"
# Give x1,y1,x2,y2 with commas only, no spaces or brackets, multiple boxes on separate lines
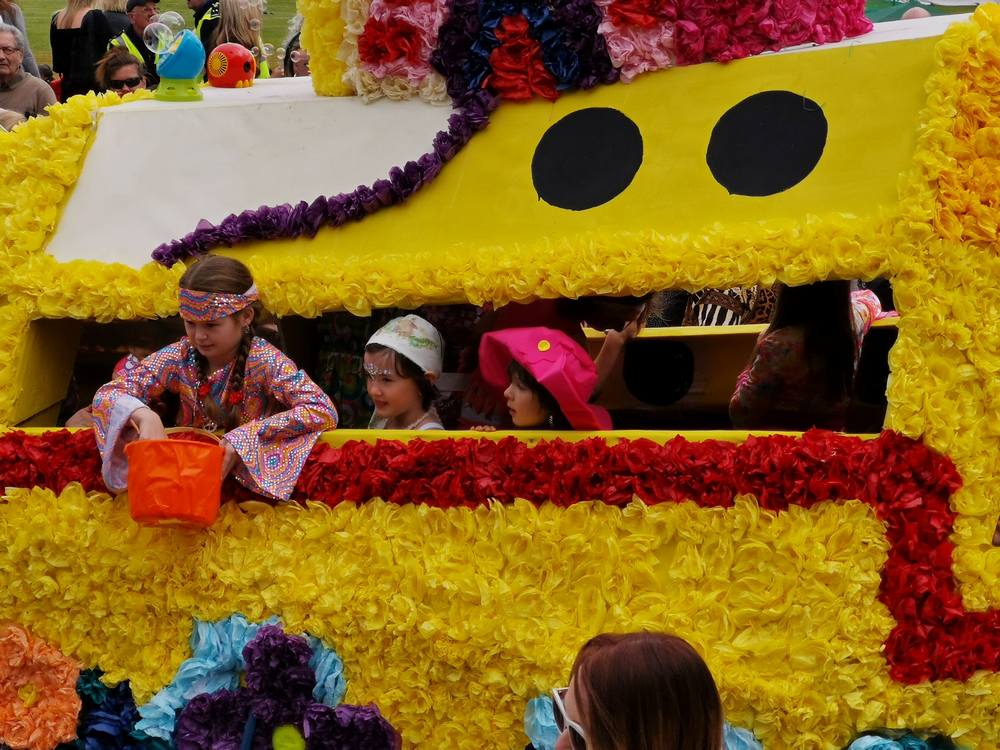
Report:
45,76,452,268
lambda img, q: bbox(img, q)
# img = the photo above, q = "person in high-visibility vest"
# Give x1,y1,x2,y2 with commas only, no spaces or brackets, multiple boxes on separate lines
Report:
108,0,158,87
188,0,218,54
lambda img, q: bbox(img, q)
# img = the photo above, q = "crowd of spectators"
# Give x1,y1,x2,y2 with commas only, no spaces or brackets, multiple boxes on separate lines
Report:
0,0,308,131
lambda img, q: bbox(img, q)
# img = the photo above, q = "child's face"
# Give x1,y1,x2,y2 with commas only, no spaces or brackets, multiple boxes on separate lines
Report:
183,312,247,366
503,372,548,427
364,349,424,422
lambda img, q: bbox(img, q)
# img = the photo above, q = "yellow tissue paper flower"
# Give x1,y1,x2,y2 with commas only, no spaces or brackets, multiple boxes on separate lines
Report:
300,0,351,97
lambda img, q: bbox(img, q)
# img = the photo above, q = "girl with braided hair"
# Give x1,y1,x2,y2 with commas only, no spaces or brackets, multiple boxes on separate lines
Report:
91,255,338,500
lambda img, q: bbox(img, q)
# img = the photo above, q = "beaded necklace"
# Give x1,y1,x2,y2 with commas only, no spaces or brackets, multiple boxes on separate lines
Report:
188,345,244,432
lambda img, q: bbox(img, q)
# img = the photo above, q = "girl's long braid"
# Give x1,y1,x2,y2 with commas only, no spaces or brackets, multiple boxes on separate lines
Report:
222,325,255,430
194,349,226,430
194,323,255,432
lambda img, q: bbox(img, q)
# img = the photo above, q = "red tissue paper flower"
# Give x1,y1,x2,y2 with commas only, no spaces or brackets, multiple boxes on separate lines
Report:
358,14,426,66
484,15,558,102
607,0,677,29
0,429,106,494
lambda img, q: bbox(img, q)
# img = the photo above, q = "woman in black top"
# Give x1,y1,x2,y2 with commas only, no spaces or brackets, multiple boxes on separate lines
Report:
50,0,112,101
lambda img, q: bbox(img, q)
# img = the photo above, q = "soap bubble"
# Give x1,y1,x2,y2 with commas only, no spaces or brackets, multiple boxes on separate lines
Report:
154,10,184,35
289,49,301,63
262,43,274,58
276,46,285,60
249,18,261,31
142,22,173,55
251,45,260,57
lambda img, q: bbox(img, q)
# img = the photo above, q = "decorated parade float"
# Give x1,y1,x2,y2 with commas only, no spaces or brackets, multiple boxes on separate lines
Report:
1,0,1000,747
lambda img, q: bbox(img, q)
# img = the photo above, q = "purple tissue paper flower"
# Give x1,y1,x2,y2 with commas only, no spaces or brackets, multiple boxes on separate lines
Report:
302,703,402,750
243,625,316,725
175,689,252,750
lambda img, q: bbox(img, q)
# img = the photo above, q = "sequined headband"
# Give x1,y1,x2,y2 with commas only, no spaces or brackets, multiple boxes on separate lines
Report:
179,284,258,322
363,362,394,378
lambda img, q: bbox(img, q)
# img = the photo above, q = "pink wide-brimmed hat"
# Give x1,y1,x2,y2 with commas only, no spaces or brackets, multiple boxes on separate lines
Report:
478,327,612,431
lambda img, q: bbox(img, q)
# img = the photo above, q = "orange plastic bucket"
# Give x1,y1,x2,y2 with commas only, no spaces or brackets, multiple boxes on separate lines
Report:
125,434,225,528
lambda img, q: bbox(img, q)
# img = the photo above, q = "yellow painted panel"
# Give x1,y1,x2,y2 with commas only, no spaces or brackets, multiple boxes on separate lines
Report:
240,35,938,264
10,318,81,425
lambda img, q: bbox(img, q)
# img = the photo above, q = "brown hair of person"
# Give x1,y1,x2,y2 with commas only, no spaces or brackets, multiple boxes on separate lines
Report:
767,280,855,401
210,0,264,64
507,360,569,429
570,632,723,750
179,255,264,432
95,46,145,91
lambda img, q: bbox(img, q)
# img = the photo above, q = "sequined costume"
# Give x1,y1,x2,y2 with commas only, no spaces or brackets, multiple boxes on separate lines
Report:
92,336,338,500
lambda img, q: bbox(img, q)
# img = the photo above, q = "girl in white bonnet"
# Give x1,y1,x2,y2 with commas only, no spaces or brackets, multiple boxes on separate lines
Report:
363,315,445,430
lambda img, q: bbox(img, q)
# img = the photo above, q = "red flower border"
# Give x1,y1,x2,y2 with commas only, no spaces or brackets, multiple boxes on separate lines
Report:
0,428,996,685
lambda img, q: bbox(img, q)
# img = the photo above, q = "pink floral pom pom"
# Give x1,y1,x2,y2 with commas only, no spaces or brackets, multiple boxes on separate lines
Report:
358,0,448,84
595,0,677,82
595,0,872,76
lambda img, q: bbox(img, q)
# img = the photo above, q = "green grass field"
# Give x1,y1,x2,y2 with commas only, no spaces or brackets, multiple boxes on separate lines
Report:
22,0,298,66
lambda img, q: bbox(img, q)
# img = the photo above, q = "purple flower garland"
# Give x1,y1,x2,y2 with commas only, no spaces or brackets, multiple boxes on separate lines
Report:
152,90,497,267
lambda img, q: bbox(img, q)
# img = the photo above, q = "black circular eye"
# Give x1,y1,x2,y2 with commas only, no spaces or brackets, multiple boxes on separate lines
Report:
244,61,252,73
706,90,827,197
532,107,643,211
623,340,694,406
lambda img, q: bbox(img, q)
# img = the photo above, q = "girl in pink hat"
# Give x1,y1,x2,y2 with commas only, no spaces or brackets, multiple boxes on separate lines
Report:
477,327,612,431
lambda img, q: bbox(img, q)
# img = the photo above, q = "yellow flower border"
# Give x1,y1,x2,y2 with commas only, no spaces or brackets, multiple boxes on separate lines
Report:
0,300,32,428
882,6,1000,609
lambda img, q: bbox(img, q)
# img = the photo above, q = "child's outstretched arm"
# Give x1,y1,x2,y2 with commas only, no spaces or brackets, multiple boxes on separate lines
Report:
223,344,338,501
91,343,183,492
593,319,640,397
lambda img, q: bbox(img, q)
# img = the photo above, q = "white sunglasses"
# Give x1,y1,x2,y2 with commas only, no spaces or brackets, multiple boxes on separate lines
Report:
552,687,587,750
